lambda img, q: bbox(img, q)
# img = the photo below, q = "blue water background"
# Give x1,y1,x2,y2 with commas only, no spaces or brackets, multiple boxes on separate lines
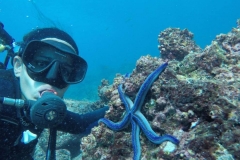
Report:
0,0,239,101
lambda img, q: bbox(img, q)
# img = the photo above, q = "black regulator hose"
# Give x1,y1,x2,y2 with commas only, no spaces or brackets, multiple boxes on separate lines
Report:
0,96,32,108
46,128,57,160
0,22,15,69
0,22,14,46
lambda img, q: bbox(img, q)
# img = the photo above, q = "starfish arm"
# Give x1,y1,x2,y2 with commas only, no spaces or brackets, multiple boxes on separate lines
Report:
133,62,168,112
157,134,180,145
98,113,131,131
118,84,133,111
131,118,141,160
133,111,179,145
124,73,131,78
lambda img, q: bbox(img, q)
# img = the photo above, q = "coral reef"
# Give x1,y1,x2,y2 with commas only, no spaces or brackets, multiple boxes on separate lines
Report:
81,19,240,160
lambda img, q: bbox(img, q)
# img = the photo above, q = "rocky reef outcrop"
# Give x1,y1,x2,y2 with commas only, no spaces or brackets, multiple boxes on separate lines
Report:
82,19,240,160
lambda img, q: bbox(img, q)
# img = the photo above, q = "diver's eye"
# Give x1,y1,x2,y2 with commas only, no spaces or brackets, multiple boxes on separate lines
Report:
61,68,70,78
61,67,71,77
34,60,50,67
29,58,51,72
61,64,73,77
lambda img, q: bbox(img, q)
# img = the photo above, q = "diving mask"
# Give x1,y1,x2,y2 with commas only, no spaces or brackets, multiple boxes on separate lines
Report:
22,41,87,88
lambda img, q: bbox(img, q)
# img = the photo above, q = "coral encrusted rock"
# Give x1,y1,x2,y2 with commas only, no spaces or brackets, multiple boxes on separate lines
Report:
158,28,202,61
81,19,240,160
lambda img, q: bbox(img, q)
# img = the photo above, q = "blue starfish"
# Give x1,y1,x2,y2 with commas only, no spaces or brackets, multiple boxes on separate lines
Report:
99,62,179,160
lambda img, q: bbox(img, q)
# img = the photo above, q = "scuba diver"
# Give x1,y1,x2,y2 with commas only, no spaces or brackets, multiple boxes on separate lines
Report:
0,22,109,160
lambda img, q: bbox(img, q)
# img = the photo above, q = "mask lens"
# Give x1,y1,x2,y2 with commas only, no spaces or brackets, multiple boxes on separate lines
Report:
60,57,87,83
22,42,53,72
28,53,52,72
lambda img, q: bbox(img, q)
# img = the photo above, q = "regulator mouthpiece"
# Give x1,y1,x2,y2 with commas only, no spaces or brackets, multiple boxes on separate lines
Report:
30,92,66,128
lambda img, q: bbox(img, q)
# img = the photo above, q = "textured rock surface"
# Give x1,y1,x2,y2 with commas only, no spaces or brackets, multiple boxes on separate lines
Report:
158,28,202,61
81,19,240,160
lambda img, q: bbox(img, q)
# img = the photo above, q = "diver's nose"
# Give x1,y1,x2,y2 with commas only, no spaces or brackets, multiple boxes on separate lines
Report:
46,61,60,79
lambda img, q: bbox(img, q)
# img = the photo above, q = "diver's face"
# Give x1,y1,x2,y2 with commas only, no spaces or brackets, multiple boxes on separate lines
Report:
13,56,69,100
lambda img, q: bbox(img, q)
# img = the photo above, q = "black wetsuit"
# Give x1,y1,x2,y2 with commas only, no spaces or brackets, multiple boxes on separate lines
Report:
0,69,108,160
